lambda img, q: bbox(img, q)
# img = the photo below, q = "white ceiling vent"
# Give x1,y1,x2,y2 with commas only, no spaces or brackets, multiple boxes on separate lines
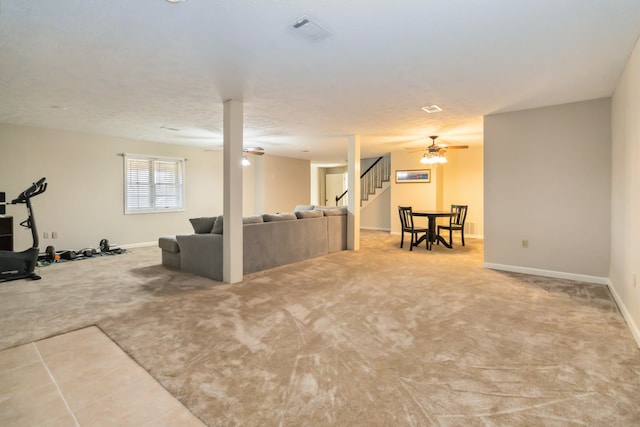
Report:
421,105,443,113
290,16,330,42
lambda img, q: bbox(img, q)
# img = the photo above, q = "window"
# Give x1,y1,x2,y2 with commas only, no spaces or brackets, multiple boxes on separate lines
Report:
124,154,185,214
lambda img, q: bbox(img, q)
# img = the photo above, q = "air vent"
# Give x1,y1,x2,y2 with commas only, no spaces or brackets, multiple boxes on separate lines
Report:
421,104,443,113
290,16,330,42
464,221,476,235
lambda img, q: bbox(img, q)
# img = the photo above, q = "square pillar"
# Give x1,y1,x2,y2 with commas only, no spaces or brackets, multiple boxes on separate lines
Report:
347,135,361,250
223,100,243,283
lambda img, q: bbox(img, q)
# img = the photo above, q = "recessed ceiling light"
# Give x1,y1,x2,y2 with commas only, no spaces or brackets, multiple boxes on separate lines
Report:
421,104,443,113
166,0,181,3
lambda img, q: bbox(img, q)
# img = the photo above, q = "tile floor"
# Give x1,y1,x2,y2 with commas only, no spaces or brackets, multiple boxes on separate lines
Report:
0,326,205,426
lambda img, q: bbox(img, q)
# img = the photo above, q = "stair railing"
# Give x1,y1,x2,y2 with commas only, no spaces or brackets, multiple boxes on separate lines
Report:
335,156,390,206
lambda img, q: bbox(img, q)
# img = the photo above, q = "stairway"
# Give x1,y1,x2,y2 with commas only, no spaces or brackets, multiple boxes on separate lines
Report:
336,156,390,206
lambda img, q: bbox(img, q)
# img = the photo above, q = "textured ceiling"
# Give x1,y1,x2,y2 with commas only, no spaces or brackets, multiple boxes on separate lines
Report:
1,0,639,162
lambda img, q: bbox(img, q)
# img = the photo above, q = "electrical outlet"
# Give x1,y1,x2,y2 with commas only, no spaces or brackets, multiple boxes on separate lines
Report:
522,239,528,248
52,231,58,239
43,232,49,239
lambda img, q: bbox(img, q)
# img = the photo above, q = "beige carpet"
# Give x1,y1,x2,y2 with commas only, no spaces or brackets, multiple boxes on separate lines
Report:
1,230,639,426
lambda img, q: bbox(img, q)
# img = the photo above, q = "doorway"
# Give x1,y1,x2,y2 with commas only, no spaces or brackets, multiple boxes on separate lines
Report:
325,173,347,206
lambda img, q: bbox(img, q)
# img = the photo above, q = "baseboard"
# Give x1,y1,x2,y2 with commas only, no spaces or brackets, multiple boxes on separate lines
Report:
606,280,640,348
361,226,391,232
120,241,157,249
483,262,609,285
389,231,484,239
485,262,640,348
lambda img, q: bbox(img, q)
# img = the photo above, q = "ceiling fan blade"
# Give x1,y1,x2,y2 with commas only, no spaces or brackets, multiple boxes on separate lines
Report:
443,145,469,149
244,147,265,155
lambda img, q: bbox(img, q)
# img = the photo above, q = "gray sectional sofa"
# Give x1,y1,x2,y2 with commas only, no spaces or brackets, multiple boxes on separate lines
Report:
158,205,348,281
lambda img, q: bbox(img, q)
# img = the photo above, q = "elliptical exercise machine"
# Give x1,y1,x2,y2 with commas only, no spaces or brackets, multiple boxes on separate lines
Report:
0,177,47,282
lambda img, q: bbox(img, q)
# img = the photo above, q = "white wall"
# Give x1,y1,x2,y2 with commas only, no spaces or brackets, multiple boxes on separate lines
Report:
0,124,312,251
442,147,484,237
361,188,390,231
310,165,321,206
389,150,439,233
243,154,260,216
610,37,640,344
263,155,311,213
484,98,611,279
0,124,223,250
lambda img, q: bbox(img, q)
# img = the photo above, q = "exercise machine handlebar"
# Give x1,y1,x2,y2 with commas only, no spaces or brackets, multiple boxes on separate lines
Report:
12,177,47,204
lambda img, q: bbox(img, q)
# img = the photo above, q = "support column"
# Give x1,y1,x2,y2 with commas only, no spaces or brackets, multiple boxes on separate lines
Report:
347,135,361,250
223,100,243,283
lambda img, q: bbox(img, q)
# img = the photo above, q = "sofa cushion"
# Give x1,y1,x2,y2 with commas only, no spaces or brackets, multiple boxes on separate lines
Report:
158,236,180,253
189,217,217,234
263,213,297,222
322,208,347,216
295,209,323,219
243,215,264,224
211,215,265,234
294,204,315,211
314,206,348,216
211,215,224,234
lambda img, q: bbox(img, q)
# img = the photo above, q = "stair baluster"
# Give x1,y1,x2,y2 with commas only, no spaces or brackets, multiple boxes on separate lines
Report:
335,156,390,206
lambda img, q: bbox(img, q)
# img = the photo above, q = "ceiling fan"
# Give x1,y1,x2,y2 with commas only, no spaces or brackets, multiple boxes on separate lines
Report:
241,146,264,166
408,136,469,154
407,136,469,165
244,146,265,156
204,146,266,155
204,146,264,165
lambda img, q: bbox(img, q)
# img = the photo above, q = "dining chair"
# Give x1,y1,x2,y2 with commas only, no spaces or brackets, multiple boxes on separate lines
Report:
437,205,468,247
398,206,429,251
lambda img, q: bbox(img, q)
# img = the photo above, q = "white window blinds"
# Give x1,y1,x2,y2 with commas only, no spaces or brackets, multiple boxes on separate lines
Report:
124,154,185,214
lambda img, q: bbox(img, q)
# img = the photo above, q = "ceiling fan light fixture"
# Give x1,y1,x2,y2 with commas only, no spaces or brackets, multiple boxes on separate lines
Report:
242,156,251,166
420,152,447,165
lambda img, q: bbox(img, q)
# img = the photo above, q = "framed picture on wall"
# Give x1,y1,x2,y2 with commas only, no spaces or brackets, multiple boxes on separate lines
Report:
395,169,431,183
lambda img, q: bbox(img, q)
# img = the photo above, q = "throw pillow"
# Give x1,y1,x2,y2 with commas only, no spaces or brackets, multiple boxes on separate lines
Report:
294,204,315,211
263,213,297,222
295,210,323,219
243,215,264,224
314,206,348,216
211,215,223,234
211,215,264,233
189,217,217,234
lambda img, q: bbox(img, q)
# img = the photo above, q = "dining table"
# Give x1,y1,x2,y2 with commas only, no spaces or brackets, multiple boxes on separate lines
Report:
410,209,457,249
